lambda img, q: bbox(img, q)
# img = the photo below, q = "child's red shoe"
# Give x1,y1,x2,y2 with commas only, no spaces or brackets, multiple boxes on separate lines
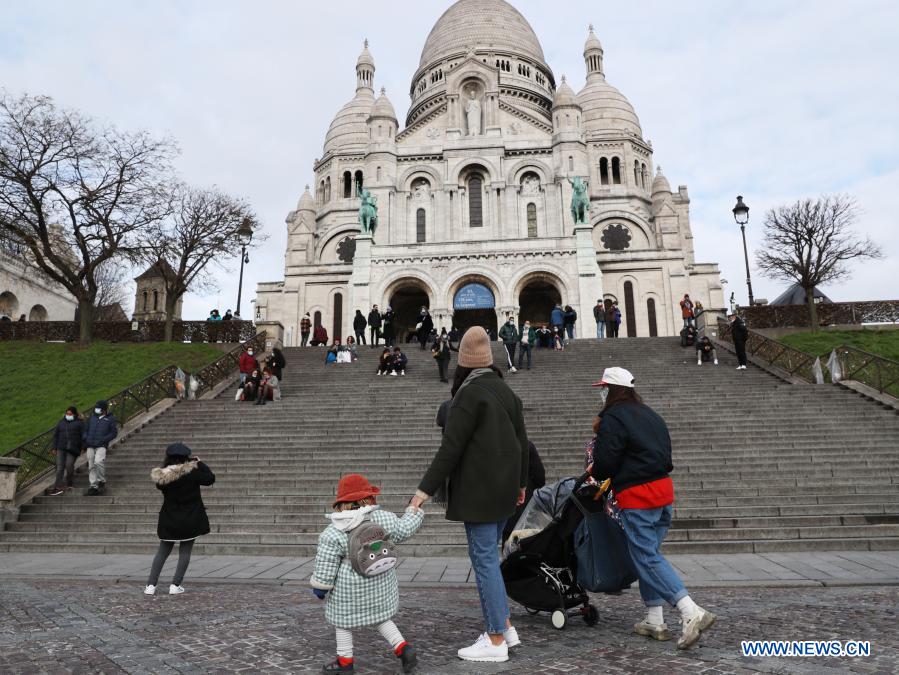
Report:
321,656,354,673
395,642,417,673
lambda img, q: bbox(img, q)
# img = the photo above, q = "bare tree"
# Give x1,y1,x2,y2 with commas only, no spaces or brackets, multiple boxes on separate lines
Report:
756,194,882,329
140,185,261,341
0,92,175,341
94,258,131,317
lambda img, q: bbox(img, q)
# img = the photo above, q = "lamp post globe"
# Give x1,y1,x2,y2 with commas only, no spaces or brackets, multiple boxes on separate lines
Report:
733,195,754,307
236,218,254,319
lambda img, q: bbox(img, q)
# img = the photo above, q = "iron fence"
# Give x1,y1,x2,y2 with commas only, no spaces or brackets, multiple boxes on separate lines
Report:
0,320,257,343
3,333,267,491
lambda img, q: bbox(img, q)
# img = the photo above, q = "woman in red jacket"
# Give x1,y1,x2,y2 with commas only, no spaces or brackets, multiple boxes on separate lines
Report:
589,367,715,650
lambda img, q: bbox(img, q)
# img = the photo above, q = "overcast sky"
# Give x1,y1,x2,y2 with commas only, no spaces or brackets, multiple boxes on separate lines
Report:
2,0,896,317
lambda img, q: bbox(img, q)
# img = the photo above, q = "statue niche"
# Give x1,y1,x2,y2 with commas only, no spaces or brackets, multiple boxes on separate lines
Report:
465,88,482,136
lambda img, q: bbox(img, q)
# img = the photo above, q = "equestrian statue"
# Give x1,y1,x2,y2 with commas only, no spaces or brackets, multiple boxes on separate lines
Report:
568,176,589,225
357,184,378,236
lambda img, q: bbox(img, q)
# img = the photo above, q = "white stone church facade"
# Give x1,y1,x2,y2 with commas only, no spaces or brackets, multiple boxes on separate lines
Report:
256,0,723,345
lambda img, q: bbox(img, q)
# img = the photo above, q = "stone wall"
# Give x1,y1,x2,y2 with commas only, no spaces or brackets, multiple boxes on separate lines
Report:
742,301,899,329
0,251,77,322
0,320,257,343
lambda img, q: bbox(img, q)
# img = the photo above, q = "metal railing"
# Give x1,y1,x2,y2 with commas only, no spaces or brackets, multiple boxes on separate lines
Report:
717,318,899,397
3,332,267,490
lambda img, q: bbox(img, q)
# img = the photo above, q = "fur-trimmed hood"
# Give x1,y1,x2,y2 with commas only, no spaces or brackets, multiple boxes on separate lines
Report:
151,461,199,486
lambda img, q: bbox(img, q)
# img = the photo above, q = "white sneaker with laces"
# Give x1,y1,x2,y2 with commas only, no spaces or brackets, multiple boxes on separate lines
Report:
400,370,405,376
169,584,185,595
714,359,719,365
457,633,508,662
510,366,518,373
677,606,716,650
144,585,156,595
390,371,397,377
503,626,521,648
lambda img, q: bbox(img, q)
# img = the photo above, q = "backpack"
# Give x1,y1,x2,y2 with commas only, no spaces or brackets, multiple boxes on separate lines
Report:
347,517,399,577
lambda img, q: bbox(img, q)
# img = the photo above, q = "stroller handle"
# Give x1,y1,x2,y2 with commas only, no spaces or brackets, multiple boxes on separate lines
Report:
572,471,592,492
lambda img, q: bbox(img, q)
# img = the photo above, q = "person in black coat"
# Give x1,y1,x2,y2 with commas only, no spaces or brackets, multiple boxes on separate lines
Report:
265,348,286,381
728,312,749,369
417,309,433,350
353,309,368,345
431,332,457,383
502,441,546,542
145,443,215,595
382,307,396,347
367,305,383,346
48,406,85,495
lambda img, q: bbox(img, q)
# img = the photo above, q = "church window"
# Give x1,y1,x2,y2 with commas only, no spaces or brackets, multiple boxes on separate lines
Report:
647,298,658,337
601,223,632,251
313,310,322,328
565,113,570,125
325,177,331,201
343,171,352,198
623,281,637,337
153,290,159,312
319,180,325,204
337,236,356,263
634,160,640,187
568,156,574,171
527,203,537,238
354,170,363,193
142,291,148,312
416,208,426,243
600,157,609,185
468,175,483,228
612,157,621,184
376,166,382,181
333,293,343,341
641,163,647,189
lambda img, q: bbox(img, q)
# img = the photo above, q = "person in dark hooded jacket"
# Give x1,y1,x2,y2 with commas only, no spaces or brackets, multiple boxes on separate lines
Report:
353,309,367,345
48,406,85,495
83,400,117,496
144,443,215,596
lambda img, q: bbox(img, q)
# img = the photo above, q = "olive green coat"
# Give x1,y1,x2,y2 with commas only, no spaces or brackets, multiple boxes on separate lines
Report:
419,370,529,522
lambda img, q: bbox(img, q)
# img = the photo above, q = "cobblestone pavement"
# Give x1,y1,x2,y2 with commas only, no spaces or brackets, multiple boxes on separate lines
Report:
1,580,896,674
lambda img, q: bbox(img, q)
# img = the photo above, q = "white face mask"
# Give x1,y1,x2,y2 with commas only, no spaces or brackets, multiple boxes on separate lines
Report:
598,387,610,407
65,414,74,421
94,408,102,415
248,350,253,356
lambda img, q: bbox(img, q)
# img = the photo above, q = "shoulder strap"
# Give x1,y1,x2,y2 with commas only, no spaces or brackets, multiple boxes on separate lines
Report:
470,381,516,429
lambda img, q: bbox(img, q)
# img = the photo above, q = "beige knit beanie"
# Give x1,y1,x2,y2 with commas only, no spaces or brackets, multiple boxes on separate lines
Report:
458,326,493,368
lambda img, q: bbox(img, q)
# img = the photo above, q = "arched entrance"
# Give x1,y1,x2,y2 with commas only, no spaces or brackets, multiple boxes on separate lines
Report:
389,282,430,344
452,281,497,336
518,276,562,326
28,304,48,322
0,291,19,319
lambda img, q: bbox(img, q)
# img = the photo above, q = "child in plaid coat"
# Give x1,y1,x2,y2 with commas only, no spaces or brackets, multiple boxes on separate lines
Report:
311,474,424,673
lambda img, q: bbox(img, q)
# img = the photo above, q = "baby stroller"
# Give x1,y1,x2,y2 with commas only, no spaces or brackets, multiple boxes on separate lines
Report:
501,472,636,629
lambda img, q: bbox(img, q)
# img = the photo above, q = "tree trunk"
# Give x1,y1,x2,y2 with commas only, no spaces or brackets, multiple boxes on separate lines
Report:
805,285,819,331
163,294,179,342
77,299,94,343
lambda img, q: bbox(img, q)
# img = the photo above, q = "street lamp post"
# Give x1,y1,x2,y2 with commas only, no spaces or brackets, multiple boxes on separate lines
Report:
732,196,754,306
235,218,253,318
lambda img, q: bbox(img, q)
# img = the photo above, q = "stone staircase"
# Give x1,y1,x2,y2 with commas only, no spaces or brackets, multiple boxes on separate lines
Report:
4,338,899,555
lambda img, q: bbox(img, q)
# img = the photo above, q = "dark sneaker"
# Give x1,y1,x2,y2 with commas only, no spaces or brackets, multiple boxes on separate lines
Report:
48,487,64,496
321,658,354,673
97,482,106,495
85,487,99,496
397,643,417,673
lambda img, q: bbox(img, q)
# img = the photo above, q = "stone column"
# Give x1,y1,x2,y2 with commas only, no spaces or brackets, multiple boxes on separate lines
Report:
573,224,603,338
348,234,374,325
255,321,285,352
0,456,24,528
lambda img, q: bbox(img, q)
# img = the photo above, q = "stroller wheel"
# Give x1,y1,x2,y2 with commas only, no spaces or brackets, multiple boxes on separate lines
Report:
525,607,540,616
583,604,599,626
550,610,567,630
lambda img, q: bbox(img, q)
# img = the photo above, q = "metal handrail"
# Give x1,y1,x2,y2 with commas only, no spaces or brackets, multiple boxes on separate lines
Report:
3,332,268,490
717,318,899,397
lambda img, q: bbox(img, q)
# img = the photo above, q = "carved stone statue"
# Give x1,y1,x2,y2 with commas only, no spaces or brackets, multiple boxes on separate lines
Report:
357,185,378,235
568,176,589,225
466,90,481,136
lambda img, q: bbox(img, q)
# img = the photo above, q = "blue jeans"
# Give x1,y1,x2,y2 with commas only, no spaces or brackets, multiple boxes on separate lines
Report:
596,321,605,339
565,324,575,339
517,343,532,369
619,506,687,607
465,521,509,634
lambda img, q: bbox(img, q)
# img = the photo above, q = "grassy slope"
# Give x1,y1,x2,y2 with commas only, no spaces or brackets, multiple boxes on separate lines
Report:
780,329,899,361
0,341,222,451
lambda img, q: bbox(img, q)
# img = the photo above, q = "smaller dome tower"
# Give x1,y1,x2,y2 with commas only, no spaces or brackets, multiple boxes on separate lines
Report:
356,39,375,93
368,87,398,138
584,24,604,81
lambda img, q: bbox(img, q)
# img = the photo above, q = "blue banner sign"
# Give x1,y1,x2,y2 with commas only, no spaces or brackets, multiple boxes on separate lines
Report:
454,283,495,310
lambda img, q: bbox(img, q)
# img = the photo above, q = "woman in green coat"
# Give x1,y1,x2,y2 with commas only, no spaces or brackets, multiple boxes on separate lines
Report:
412,327,529,664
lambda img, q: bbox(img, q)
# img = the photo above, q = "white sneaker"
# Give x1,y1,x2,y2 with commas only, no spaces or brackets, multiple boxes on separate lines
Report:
697,360,702,366
634,619,671,641
378,371,382,376
169,584,185,595
400,370,405,376
144,585,156,595
503,626,521,648
390,371,397,377
457,633,508,663
677,606,716,650
510,367,518,373
714,359,719,365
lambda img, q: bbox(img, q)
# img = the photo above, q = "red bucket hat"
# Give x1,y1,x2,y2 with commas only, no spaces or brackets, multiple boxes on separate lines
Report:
333,474,381,507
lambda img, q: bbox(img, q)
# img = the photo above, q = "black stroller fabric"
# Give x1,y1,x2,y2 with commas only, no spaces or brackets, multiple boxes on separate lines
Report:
573,510,637,592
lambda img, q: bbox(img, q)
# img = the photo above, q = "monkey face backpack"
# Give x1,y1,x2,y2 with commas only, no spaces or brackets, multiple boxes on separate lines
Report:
347,519,399,577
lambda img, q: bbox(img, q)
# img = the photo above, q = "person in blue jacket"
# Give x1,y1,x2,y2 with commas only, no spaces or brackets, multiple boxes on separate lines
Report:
550,303,564,340
83,400,118,496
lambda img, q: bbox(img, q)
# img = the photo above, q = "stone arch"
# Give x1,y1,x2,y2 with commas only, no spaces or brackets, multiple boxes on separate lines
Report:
507,158,552,185
398,165,442,192
317,225,361,262
446,270,502,336
378,270,439,310
509,265,572,305
0,290,20,317
450,159,497,185
28,304,48,322
379,274,437,344
444,267,504,309
514,270,567,326
592,211,654,251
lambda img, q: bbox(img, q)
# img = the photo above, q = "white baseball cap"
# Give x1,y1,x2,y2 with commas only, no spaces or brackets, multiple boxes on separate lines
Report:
591,366,635,388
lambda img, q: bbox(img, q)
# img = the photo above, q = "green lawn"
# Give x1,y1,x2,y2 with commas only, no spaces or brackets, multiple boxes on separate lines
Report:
780,329,899,361
0,341,223,451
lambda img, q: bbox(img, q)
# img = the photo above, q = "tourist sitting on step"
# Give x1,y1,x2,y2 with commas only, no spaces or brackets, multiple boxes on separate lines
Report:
589,366,716,650
239,347,258,385
344,336,359,361
679,325,697,348
390,346,407,376
325,341,340,364
695,336,718,366
238,368,262,401
376,347,392,375
311,324,329,347
255,367,281,405
536,324,552,348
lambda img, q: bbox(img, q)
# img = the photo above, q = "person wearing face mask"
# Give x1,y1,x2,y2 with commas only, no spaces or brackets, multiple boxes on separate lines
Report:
498,316,519,373
239,346,258,385
48,406,85,496
517,320,536,371
83,400,118,496
588,367,715,650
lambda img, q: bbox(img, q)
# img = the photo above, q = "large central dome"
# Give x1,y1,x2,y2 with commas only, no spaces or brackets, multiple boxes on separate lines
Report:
419,0,546,68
